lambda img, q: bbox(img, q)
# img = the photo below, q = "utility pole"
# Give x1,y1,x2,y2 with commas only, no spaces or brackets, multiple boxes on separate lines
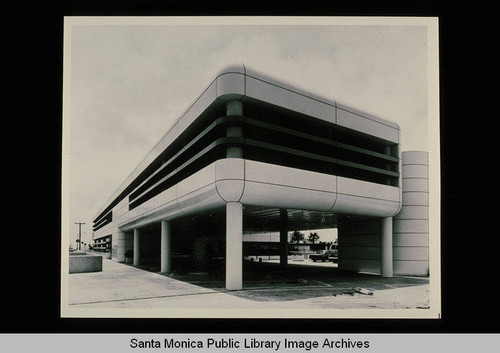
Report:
75,222,85,251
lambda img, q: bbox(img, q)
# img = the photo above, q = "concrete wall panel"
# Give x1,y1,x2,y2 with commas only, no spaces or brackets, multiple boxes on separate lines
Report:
394,247,428,261
241,181,335,211
244,67,337,109
402,191,429,206
177,185,225,215
402,178,429,192
333,194,400,217
336,102,400,130
149,186,177,212
215,180,245,202
336,105,399,143
118,187,180,230
245,160,337,193
336,177,400,209
394,205,429,220
339,218,382,274
216,72,245,101
245,160,336,193
393,219,429,234
217,64,246,76
113,197,129,221
403,151,428,165
94,223,113,238
402,164,429,179
394,260,429,276
215,159,245,202
242,160,337,210
245,76,336,123
340,259,380,273
337,177,399,201
334,172,402,215
393,233,429,247
119,204,153,227
177,163,216,199
216,159,245,181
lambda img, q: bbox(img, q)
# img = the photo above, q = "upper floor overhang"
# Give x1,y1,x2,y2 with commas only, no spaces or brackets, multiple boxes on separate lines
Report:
94,159,401,234
93,65,401,229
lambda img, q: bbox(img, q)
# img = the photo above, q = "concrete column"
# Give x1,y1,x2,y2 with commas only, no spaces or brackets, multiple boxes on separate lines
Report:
226,100,243,158
226,201,243,290
380,217,393,277
133,228,141,266
279,208,288,268
160,220,172,273
114,230,126,262
227,99,243,116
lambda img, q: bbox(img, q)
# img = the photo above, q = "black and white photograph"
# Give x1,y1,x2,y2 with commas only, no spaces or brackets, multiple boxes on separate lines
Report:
61,16,440,319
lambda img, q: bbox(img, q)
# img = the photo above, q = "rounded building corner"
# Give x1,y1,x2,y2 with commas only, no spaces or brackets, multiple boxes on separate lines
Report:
215,63,246,77
215,66,247,101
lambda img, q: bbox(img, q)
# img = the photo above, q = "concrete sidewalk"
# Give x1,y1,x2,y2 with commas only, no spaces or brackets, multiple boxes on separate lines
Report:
68,256,266,309
66,254,432,316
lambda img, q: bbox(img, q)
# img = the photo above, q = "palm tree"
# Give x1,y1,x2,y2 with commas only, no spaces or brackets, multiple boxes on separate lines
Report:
308,232,320,244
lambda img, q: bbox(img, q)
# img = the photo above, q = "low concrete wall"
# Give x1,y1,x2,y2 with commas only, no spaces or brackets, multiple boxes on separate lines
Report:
69,253,103,273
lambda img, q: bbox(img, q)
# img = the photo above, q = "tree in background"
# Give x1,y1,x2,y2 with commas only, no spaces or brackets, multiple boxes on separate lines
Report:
308,232,320,244
291,230,305,243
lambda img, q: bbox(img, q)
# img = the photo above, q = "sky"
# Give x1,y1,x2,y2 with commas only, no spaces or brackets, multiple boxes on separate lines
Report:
63,17,437,246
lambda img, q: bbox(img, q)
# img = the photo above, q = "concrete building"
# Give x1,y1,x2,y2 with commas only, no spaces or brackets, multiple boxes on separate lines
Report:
92,65,429,290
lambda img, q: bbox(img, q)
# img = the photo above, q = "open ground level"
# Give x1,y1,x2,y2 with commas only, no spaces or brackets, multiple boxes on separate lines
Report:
65,253,431,318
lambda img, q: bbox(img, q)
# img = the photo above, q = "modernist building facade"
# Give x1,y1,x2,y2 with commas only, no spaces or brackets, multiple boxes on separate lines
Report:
92,65,429,290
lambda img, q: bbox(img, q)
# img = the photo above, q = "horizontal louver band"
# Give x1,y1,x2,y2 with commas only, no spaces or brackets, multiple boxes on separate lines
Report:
126,116,399,211
92,211,112,231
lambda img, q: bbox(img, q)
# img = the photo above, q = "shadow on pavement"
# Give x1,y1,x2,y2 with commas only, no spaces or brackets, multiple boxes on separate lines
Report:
133,260,429,303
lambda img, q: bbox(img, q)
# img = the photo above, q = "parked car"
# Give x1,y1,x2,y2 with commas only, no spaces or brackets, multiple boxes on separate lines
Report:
309,246,338,263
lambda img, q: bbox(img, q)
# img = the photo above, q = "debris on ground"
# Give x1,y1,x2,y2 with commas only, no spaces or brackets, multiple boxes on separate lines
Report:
353,287,374,295
331,289,356,297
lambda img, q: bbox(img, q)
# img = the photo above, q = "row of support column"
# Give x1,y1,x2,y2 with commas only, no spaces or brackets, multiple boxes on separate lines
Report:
127,212,393,289
127,203,244,290
129,220,172,273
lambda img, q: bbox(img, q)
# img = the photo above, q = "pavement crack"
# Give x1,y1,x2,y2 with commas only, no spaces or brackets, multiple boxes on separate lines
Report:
69,290,224,306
